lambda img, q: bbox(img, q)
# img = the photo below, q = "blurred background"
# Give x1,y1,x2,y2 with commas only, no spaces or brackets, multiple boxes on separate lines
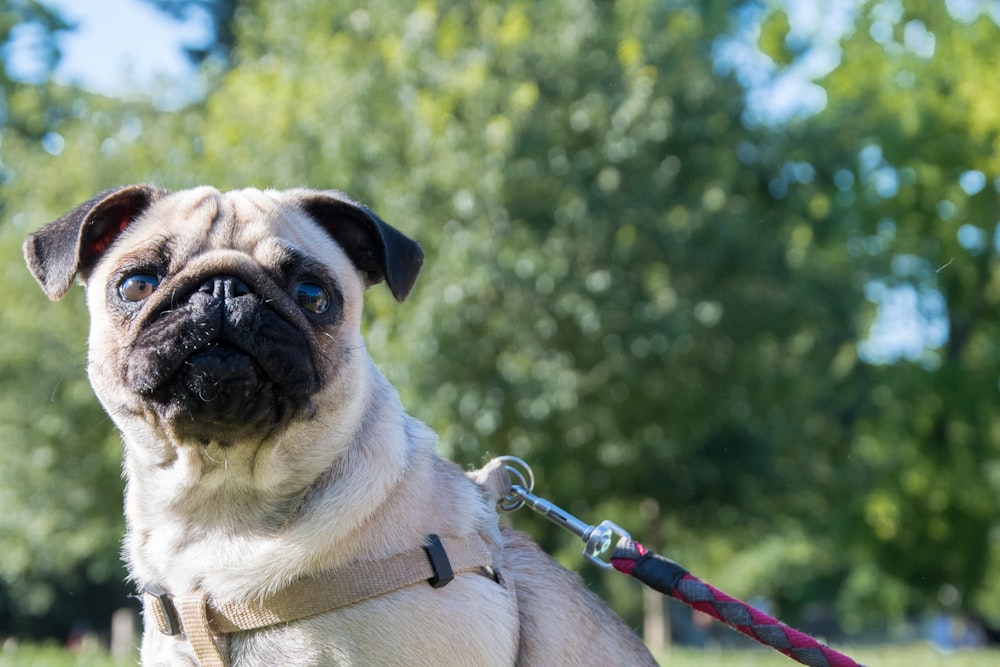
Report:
0,0,998,659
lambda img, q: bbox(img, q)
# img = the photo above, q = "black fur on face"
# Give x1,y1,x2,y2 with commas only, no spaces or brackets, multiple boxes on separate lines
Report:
118,254,342,446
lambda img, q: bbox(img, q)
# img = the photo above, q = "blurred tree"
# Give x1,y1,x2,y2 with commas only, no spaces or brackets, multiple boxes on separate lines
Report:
0,0,70,137
798,0,1000,628
2,0,999,643
0,0,198,637
0,91,169,634
140,0,240,64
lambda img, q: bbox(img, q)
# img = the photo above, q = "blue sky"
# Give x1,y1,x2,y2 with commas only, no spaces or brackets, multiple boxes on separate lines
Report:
10,0,205,99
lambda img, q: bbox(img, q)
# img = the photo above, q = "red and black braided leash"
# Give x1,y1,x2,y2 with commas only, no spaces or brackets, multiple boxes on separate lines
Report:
492,456,865,666
611,538,865,667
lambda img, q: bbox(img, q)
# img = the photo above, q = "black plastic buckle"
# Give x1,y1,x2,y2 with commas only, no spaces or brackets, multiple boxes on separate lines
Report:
423,534,455,589
145,584,181,636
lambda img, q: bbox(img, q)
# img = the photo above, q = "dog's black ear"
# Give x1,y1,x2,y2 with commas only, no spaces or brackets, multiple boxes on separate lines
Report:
295,190,424,302
23,184,168,300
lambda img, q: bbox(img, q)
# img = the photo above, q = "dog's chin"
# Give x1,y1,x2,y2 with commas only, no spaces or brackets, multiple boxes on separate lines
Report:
135,343,318,446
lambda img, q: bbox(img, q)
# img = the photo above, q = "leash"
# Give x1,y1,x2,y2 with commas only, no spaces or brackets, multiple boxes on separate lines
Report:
493,456,866,667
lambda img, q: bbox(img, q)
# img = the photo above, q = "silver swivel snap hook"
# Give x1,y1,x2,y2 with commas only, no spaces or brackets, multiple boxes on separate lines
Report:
493,455,630,569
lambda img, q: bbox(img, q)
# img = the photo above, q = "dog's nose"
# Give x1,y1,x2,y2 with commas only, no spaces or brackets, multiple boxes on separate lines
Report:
198,275,252,300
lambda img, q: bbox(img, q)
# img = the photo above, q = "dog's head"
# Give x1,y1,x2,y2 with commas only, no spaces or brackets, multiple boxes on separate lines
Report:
23,185,423,452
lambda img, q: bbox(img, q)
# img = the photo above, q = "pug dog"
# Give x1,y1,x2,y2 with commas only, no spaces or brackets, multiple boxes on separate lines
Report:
23,185,658,666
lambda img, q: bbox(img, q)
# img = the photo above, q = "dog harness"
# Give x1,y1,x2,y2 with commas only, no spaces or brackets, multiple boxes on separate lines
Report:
142,533,499,667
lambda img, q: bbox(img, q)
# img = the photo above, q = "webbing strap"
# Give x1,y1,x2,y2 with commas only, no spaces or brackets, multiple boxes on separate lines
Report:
211,534,492,632
175,594,228,667
143,533,495,659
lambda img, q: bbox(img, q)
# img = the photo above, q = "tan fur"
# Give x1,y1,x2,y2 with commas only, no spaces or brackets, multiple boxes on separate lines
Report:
24,186,658,666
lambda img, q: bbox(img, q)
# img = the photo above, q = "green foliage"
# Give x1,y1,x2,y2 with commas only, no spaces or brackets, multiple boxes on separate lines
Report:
758,9,795,66
0,0,999,641
0,640,127,666
800,0,1000,627
0,0,71,137
0,92,147,633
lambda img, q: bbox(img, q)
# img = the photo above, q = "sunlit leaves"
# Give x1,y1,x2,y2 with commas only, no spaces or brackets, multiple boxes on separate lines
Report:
2,0,1000,635
758,9,794,66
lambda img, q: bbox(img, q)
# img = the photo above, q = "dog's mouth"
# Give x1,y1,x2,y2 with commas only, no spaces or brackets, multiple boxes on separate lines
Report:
182,342,264,404
122,277,321,443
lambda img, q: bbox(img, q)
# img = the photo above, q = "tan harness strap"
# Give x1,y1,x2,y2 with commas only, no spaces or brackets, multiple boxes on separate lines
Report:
142,533,496,662
174,593,228,667
211,534,493,632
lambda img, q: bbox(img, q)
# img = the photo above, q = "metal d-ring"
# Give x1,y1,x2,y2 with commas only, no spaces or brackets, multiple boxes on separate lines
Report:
496,455,534,512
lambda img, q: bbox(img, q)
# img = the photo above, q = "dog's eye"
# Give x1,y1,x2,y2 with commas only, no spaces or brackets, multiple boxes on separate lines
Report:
293,282,330,314
119,274,160,302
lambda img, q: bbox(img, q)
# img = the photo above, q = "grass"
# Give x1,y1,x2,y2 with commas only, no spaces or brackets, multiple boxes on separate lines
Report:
0,640,993,666
658,644,995,666
0,640,128,667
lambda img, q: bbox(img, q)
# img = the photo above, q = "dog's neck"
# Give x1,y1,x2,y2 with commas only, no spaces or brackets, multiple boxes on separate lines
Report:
121,365,419,600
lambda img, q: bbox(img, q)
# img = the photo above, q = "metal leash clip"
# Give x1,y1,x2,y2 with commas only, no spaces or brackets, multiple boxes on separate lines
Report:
496,456,631,569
